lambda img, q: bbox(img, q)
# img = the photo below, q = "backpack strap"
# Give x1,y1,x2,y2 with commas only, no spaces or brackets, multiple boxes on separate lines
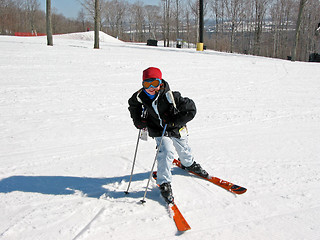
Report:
166,90,179,114
166,90,177,109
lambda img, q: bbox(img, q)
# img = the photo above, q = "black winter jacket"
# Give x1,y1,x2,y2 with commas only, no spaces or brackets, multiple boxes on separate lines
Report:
128,80,196,138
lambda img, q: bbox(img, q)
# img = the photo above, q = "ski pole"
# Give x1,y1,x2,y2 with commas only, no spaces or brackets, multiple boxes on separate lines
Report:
125,128,142,194
140,124,167,204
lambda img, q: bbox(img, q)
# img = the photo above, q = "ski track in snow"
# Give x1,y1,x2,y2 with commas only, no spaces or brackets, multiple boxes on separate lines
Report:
1,32,320,239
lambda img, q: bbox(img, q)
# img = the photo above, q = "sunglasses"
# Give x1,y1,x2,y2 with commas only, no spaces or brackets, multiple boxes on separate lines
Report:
143,78,162,89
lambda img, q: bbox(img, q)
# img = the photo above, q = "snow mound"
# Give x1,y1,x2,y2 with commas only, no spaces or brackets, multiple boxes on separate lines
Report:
55,31,122,43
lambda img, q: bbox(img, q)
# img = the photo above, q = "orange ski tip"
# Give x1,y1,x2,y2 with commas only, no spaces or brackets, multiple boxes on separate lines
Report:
171,204,191,231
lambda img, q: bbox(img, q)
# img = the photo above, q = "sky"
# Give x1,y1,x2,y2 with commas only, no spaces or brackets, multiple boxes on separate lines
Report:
40,0,161,19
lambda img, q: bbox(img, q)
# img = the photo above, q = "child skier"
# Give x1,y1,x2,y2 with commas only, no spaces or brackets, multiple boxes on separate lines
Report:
128,67,208,204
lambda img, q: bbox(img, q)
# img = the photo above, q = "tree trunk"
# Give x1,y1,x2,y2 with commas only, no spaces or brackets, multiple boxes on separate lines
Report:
292,0,307,61
46,0,53,46
166,0,170,47
175,0,179,40
94,0,100,49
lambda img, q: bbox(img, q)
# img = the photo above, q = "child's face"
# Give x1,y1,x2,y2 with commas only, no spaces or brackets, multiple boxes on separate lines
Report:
145,85,160,95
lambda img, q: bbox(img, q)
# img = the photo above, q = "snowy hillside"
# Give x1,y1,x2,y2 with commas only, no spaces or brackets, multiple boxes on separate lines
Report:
1,32,320,240
55,31,123,43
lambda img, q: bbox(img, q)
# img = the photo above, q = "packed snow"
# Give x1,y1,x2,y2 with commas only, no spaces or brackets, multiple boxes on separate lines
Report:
1,31,320,240
55,31,123,43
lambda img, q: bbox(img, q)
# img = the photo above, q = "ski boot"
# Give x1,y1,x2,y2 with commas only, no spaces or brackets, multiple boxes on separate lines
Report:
160,182,174,204
182,161,209,178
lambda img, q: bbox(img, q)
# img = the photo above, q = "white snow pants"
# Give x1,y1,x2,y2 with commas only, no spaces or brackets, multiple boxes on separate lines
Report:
155,135,194,185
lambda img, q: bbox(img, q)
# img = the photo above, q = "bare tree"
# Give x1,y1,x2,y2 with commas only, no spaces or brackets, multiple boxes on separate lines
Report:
104,0,127,39
253,0,269,55
145,4,161,40
0,0,16,34
46,0,53,45
224,0,244,53
79,0,105,30
79,0,95,16
174,0,182,40
184,3,192,47
297,0,320,60
24,0,40,34
161,0,171,47
292,0,308,61
77,9,87,31
94,0,100,49
269,0,295,59
209,0,220,49
188,0,200,46
131,2,145,42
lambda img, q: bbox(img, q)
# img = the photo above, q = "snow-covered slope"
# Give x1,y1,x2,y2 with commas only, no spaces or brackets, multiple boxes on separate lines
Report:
55,31,123,43
1,32,320,240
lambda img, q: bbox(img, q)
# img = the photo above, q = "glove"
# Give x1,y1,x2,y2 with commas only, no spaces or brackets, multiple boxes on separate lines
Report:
134,118,147,129
163,120,175,127
162,105,177,127
162,116,176,128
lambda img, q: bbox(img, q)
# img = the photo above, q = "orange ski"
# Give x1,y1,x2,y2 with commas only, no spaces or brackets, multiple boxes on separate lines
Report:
173,159,247,195
152,172,191,231
170,203,191,231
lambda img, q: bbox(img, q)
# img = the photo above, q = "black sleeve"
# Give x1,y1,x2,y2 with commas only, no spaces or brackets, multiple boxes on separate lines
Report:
172,91,196,126
128,91,146,129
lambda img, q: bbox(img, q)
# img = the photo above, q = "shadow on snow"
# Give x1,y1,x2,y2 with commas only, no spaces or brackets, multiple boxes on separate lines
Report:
0,168,185,203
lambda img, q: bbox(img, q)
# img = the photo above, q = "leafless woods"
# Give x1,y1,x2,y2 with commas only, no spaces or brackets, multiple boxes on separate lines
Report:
1,0,319,61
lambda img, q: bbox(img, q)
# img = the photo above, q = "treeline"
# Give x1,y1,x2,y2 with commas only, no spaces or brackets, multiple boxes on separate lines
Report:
1,0,319,61
0,0,89,35
206,0,320,61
